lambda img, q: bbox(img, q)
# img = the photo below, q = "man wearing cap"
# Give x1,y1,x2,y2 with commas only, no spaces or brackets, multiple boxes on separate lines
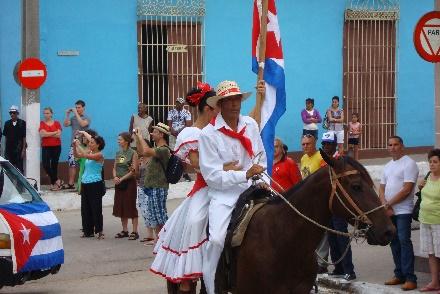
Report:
320,131,357,281
198,80,267,294
167,97,192,181
134,122,171,242
2,105,26,172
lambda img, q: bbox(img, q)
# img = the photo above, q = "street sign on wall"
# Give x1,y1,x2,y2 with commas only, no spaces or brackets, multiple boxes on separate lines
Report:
414,11,440,63
17,58,47,89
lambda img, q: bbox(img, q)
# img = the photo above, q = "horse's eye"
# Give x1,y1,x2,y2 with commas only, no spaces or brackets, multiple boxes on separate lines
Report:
351,184,362,192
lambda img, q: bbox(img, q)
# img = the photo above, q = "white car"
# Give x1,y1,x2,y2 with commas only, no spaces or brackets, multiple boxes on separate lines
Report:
0,157,63,288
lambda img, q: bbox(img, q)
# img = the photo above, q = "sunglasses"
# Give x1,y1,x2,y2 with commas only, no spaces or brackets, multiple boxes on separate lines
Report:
9,112,17,115
302,134,316,139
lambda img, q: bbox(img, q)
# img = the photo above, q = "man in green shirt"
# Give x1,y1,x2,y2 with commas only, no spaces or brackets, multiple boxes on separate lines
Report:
134,122,171,242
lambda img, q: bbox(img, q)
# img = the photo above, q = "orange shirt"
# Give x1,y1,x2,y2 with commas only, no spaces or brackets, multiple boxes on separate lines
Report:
271,157,301,193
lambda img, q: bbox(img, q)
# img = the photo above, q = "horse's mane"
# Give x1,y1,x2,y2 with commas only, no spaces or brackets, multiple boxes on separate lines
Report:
267,156,374,205
267,166,328,205
342,156,375,187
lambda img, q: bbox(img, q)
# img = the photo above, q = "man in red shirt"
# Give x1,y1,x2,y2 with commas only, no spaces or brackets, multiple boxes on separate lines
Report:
271,138,301,192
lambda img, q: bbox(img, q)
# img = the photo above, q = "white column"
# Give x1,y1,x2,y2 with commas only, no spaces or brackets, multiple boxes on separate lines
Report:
22,0,41,187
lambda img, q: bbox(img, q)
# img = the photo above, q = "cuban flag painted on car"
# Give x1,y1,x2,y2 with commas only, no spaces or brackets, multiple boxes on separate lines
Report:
252,0,286,175
0,202,64,273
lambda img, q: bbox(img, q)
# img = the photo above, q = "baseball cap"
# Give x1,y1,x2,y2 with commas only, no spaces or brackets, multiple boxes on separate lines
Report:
321,131,336,143
9,105,19,113
176,97,185,104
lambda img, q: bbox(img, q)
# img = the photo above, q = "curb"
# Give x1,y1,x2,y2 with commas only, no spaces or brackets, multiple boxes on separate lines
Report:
40,181,194,211
40,161,429,212
317,275,420,293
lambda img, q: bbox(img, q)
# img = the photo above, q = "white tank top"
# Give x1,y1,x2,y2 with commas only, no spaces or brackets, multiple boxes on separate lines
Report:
131,114,153,147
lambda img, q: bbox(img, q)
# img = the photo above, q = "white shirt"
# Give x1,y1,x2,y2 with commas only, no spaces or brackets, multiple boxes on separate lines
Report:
167,108,191,133
199,114,267,207
381,155,419,215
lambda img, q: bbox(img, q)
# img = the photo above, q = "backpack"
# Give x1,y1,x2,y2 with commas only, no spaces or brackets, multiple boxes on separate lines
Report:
322,111,330,130
155,146,184,184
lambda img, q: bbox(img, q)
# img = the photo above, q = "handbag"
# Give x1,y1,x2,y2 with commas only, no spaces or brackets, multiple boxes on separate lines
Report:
412,171,431,221
98,180,107,197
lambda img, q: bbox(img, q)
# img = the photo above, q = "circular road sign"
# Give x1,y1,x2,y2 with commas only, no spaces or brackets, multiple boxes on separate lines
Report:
414,11,440,63
18,58,47,89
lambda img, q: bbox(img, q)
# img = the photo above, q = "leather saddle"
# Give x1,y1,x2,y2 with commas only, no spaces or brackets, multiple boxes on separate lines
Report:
217,185,273,292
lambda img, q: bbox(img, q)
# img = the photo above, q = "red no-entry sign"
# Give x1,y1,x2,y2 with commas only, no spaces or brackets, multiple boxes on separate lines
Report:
18,58,47,89
414,11,440,63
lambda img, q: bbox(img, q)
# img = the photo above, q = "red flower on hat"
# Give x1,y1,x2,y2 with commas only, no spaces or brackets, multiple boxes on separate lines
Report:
187,82,213,106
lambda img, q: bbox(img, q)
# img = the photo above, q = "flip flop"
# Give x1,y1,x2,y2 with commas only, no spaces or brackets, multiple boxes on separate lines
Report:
140,237,155,242
61,184,75,190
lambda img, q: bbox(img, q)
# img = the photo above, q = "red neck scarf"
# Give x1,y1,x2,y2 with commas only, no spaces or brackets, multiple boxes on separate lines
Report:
219,126,254,158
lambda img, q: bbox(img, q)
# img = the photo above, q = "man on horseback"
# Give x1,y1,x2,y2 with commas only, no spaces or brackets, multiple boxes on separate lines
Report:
198,80,267,294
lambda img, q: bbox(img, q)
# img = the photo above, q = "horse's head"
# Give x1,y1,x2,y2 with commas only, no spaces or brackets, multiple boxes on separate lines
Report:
320,150,395,246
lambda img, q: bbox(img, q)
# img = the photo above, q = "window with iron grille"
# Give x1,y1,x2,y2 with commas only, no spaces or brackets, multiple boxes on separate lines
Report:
137,0,205,125
343,0,399,150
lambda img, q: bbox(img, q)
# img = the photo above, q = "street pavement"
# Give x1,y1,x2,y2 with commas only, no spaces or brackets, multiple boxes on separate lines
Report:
0,153,431,293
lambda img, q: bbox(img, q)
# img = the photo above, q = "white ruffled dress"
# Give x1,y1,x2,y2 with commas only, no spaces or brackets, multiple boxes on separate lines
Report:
150,127,210,283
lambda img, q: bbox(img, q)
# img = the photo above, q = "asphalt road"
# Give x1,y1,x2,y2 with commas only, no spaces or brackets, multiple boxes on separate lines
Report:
0,196,430,294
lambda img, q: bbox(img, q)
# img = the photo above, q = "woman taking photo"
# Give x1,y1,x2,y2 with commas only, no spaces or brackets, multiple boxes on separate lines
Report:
419,148,440,292
113,132,139,240
39,107,62,190
73,131,106,239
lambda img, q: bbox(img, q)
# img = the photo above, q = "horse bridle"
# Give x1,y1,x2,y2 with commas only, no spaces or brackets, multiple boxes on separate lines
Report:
329,167,381,226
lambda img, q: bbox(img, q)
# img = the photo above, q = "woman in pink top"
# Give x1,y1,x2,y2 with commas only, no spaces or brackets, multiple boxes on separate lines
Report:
348,113,361,160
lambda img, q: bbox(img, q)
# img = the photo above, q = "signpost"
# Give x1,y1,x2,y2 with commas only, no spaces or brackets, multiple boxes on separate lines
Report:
414,11,440,63
18,58,47,89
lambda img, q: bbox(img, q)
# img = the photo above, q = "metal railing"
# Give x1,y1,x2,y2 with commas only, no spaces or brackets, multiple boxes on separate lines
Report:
343,1,399,150
137,0,205,124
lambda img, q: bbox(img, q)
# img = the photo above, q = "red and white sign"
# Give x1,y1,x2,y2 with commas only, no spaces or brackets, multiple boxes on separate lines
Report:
18,58,47,89
414,11,440,63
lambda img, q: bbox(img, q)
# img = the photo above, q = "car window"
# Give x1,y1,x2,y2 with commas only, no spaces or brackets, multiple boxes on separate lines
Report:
0,162,41,205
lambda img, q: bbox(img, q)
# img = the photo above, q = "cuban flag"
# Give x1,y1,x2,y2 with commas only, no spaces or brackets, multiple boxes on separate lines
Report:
0,202,64,273
252,0,286,175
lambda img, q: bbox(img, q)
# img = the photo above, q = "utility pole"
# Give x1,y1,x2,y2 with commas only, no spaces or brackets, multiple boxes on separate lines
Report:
22,0,40,186
436,0,440,148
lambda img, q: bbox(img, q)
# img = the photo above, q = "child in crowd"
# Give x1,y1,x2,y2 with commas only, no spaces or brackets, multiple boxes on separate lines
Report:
137,155,155,244
348,113,361,160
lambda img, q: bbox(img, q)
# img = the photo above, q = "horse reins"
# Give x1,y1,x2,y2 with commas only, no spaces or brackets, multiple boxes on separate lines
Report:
257,165,385,238
257,166,385,266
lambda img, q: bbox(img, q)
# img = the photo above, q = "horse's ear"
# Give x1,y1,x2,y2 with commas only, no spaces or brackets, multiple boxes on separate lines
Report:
319,148,336,167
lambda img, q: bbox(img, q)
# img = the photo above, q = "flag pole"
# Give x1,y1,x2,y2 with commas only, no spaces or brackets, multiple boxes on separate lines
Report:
254,0,269,128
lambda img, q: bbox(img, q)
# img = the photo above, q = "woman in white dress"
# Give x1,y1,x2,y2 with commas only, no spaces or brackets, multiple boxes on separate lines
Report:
150,82,241,293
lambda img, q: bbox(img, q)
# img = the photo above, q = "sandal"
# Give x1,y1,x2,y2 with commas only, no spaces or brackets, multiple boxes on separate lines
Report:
140,237,155,243
97,232,105,240
80,233,94,238
61,183,75,190
115,231,129,238
128,232,139,240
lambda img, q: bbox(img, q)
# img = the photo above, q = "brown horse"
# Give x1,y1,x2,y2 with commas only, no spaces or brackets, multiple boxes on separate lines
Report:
214,151,396,294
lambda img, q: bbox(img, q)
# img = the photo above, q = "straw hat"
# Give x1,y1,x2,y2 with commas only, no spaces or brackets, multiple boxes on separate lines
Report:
152,122,170,135
206,80,252,108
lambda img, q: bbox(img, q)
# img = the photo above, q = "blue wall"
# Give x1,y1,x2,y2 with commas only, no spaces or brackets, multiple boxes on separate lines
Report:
205,0,435,151
0,0,436,162
40,0,138,160
397,1,435,146
0,0,21,128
